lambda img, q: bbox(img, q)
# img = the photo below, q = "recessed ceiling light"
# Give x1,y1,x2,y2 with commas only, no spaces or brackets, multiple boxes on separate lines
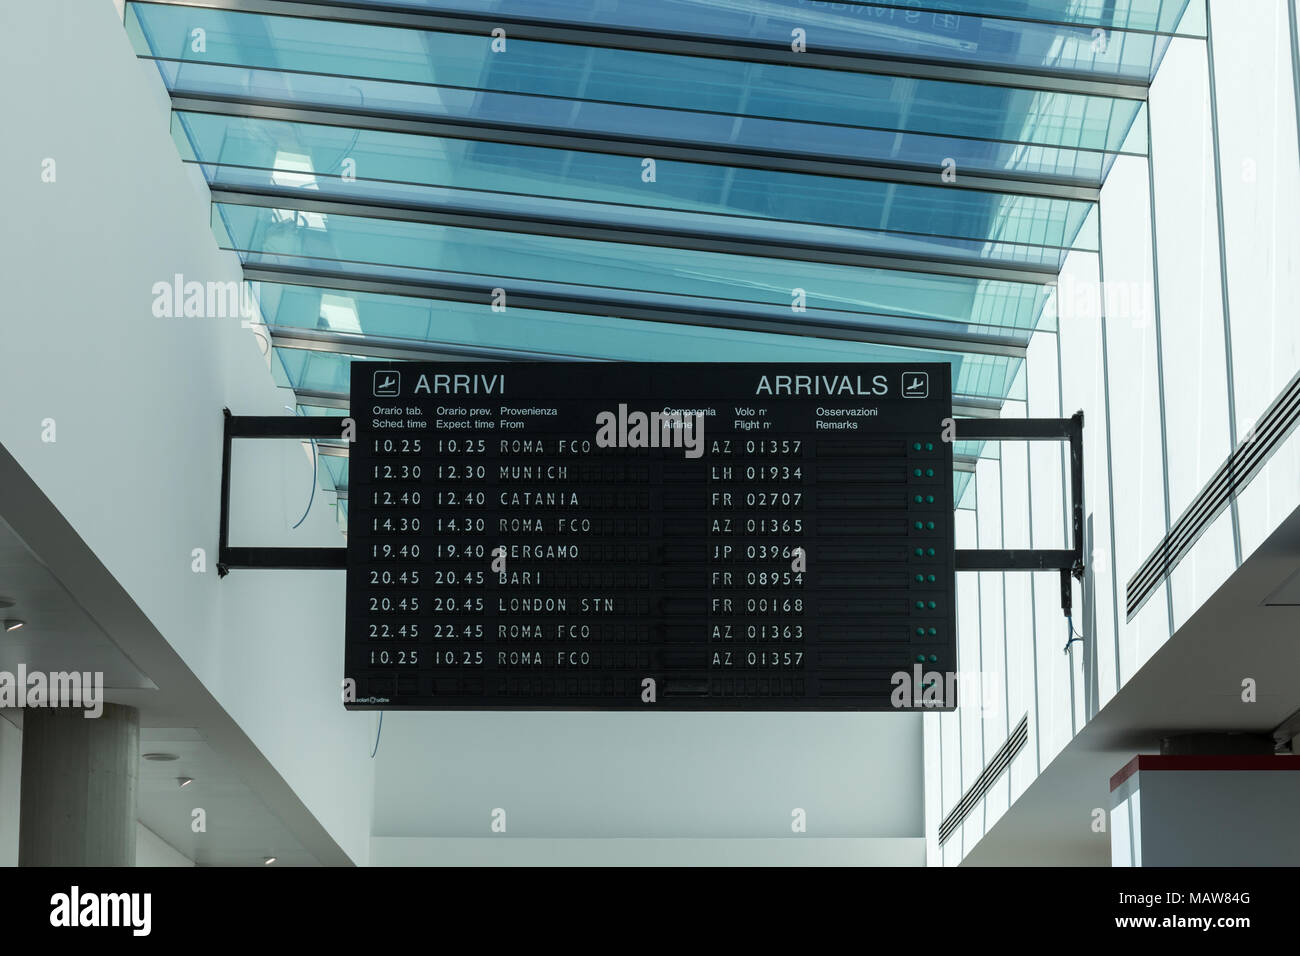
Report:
177,776,194,788
3,620,24,632
263,856,277,865
142,753,180,762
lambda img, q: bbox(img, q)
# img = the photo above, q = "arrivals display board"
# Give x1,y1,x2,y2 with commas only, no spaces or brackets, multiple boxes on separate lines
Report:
345,362,955,710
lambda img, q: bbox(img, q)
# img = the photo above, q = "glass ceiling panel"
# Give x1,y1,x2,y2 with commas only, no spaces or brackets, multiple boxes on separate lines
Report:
255,281,1044,363
954,470,976,509
217,202,1052,334
143,62,1127,185
342,0,1194,38
124,0,1181,444
176,111,1097,269
320,453,347,490
127,4,1145,183
336,0,1191,79
213,163,1075,271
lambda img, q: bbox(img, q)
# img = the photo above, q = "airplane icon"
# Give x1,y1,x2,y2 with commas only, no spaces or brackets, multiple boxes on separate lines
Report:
902,372,929,399
373,370,401,397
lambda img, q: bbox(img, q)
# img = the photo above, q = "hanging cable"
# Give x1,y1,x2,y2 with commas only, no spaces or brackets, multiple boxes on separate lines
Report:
292,438,318,530
286,405,318,530
1063,614,1084,654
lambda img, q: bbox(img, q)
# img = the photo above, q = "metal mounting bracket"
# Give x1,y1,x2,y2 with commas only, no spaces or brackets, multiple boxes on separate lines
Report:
217,409,349,576
952,412,1085,613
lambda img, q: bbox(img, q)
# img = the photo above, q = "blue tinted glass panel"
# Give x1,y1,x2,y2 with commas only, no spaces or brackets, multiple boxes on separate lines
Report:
127,3,1144,182
218,203,1051,332
347,1,1193,37
342,0,1189,78
177,111,1096,267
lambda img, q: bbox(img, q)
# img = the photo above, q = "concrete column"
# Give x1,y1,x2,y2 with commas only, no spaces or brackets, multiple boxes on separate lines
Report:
18,703,139,866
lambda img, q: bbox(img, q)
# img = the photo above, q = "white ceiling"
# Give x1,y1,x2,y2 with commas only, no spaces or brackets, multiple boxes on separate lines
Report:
0,514,153,690
962,500,1300,865
0,475,336,866
137,728,316,866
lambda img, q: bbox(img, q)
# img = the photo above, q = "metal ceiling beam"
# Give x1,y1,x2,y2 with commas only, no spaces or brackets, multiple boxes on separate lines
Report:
953,396,1008,419
293,388,349,409
242,263,1031,359
268,325,611,363
211,185,1060,285
170,96,1103,202
139,0,1150,100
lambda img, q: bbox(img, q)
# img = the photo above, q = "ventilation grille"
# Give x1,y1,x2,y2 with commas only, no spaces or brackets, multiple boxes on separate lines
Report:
1126,368,1300,619
938,715,1028,845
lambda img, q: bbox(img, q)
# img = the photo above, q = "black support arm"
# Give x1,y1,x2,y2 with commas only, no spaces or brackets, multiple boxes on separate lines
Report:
217,409,350,576
950,412,1085,614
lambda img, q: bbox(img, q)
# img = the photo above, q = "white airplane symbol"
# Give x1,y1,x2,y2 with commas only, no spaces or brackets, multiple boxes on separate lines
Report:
377,376,396,391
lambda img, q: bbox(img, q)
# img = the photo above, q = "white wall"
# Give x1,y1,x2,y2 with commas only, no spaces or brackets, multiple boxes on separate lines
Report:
925,1,1300,865
0,1,373,863
1210,0,1300,563
372,837,925,866
372,710,924,853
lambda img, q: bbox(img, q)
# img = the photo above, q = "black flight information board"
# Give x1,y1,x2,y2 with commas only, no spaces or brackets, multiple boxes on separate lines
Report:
345,362,955,711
